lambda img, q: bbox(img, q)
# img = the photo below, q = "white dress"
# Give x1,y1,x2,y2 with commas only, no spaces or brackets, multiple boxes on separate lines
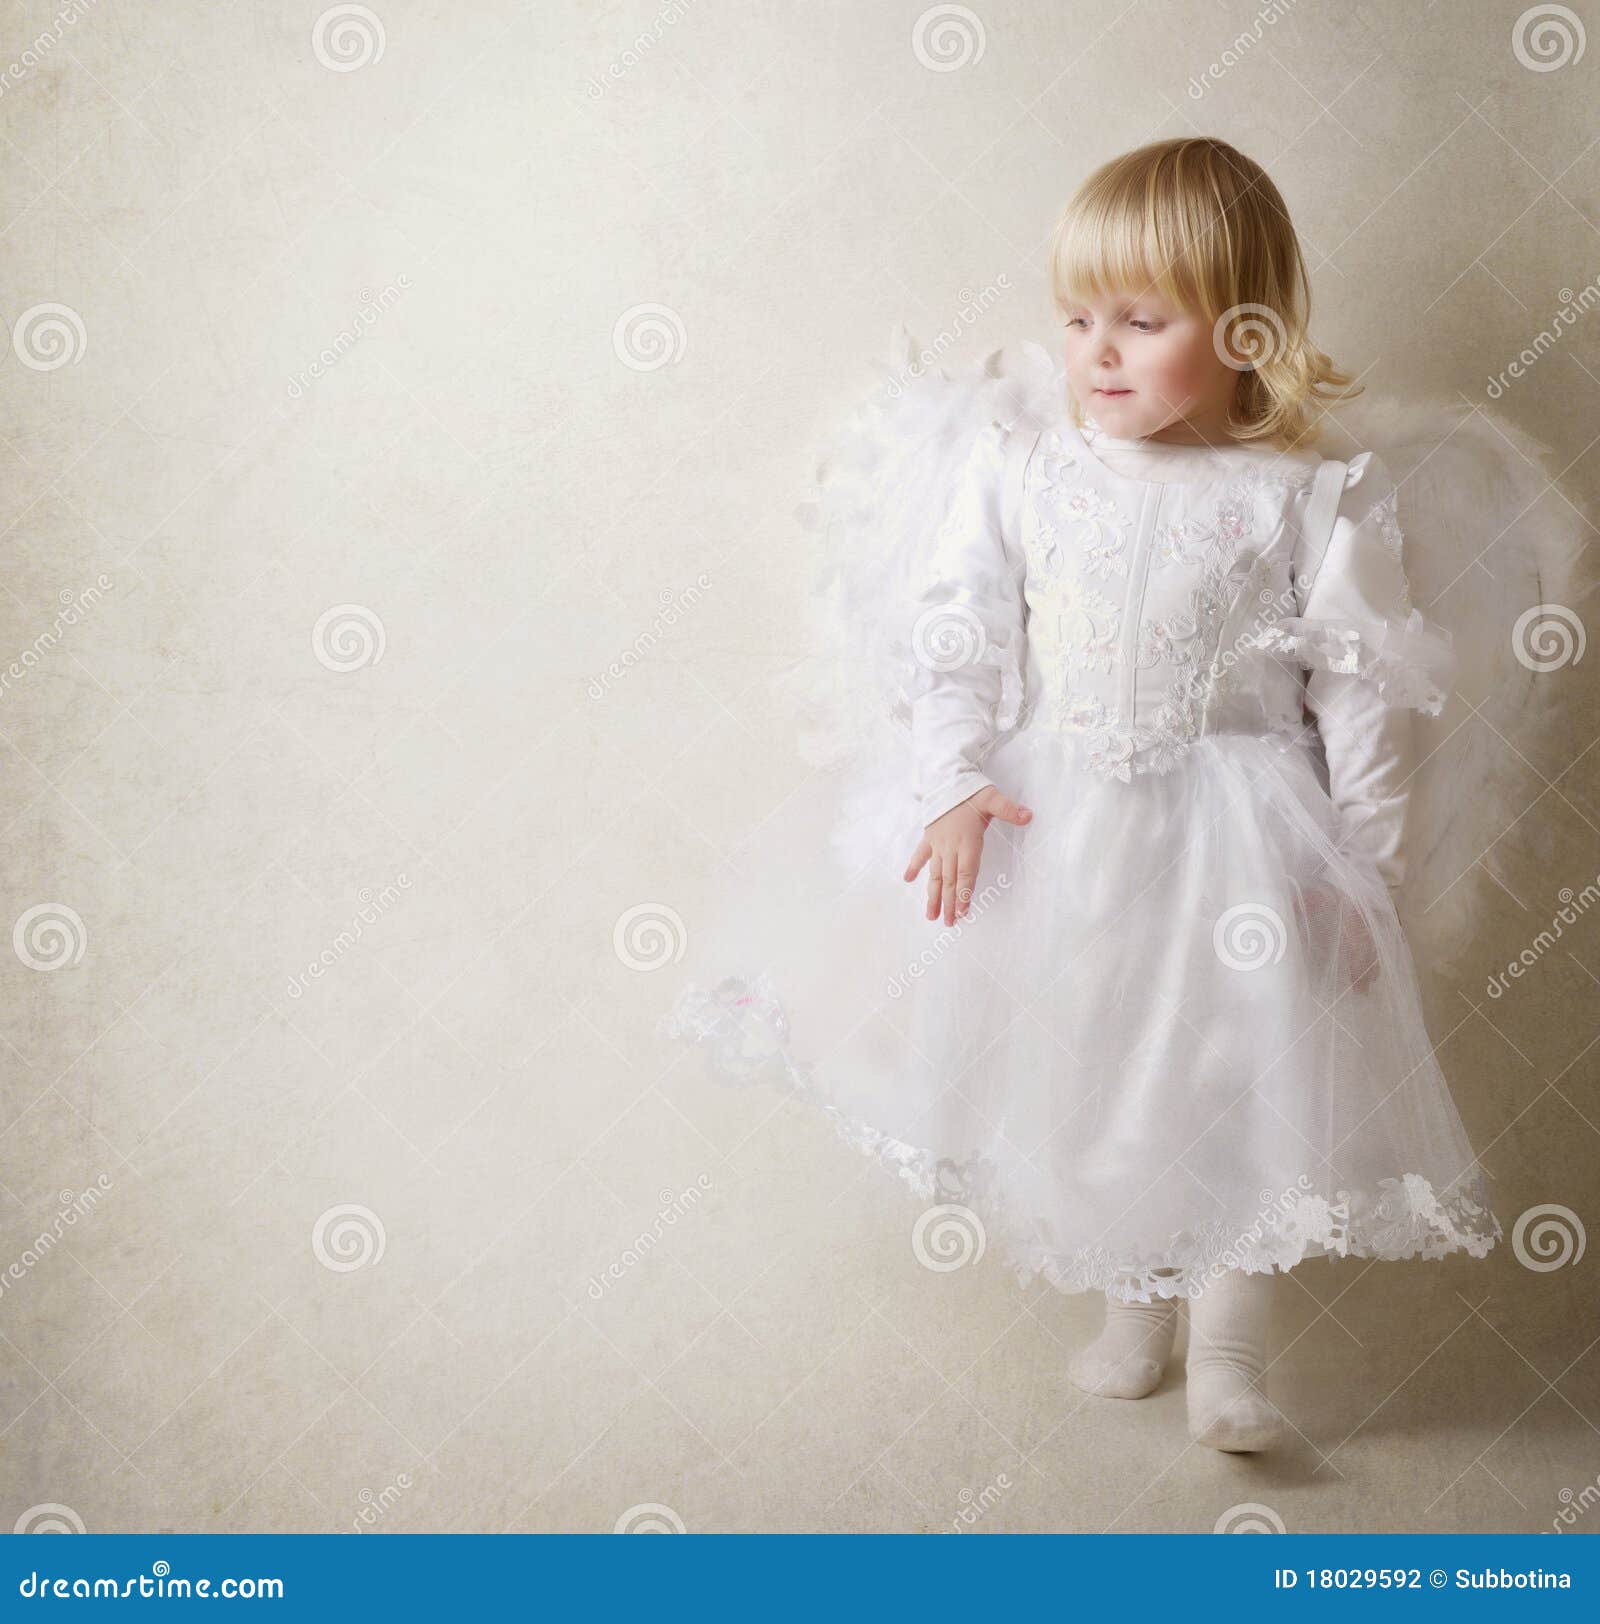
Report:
663,397,1503,1304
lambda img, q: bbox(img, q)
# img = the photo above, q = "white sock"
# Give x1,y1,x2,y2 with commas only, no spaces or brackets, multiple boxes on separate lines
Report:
1068,1290,1179,1399
1185,1268,1285,1452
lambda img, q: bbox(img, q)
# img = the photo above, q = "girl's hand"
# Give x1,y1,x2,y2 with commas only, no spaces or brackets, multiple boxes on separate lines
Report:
1295,881,1379,995
903,786,1033,925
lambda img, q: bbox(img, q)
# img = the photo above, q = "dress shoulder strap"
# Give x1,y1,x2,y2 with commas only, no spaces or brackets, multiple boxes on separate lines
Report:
1293,455,1349,614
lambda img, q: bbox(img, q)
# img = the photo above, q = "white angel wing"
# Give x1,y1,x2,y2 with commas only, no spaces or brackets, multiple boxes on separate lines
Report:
1315,398,1596,976
778,324,1061,877
780,342,1594,979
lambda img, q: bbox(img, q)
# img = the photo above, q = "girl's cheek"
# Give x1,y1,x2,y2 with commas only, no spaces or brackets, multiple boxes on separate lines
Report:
1155,352,1204,393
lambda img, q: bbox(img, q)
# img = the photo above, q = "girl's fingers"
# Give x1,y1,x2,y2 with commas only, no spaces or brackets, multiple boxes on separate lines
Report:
925,857,943,921
984,794,1033,827
904,838,931,883
956,843,979,918
942,849,960,925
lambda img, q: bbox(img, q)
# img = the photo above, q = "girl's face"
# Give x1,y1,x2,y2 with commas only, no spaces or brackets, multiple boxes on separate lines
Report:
1060,288,1241,446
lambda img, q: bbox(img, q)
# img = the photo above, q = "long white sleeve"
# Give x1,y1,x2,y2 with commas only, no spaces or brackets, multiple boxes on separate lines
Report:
1297,451,1443,890
903,418,1028,827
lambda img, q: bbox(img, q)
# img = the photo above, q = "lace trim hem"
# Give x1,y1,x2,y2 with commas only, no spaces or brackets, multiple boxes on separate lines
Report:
660,972,1503,1304
1254,609,1457,717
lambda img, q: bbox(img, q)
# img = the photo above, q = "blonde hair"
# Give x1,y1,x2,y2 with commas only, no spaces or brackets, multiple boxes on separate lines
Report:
1048,137,1361,452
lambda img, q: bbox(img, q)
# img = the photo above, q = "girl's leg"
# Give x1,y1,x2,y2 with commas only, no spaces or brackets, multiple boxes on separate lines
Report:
1185,1267,1285,1452
1067,1287,1180,1399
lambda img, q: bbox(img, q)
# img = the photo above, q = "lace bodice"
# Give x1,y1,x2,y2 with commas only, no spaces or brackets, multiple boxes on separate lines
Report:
905,410,1457,888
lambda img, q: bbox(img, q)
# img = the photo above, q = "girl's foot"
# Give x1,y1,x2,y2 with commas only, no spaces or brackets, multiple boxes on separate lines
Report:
1067,1292,1180,1399
1185,1268,1284,1452
1187,1379,1286,1452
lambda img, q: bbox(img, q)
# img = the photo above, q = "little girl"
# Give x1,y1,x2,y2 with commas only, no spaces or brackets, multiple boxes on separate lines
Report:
664,137,1501,1456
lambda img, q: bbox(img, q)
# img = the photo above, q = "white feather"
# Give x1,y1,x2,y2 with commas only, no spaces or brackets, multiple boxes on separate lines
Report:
1313,397,1595,974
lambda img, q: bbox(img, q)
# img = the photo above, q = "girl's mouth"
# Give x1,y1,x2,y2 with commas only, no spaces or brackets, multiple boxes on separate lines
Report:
1095,387,1132,397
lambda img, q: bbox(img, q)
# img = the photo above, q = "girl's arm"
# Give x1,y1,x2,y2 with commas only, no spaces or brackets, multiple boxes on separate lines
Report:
903,417,1029,827
1294,451,1454,890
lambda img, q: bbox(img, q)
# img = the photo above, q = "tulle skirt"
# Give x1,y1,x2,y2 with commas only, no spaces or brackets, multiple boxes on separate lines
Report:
661,723,1501,1303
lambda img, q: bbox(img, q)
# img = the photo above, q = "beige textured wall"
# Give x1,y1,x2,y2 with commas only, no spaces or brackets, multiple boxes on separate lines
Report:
1,0,1597,1536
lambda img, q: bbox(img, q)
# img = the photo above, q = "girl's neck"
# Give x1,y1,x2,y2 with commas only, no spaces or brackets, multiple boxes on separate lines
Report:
1088,420,1244,452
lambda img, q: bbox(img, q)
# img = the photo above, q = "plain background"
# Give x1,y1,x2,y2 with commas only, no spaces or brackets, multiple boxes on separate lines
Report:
1,0,1598,1535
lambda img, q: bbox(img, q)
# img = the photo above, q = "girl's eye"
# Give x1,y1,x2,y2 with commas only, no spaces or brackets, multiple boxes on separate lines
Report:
1066,315,1160,332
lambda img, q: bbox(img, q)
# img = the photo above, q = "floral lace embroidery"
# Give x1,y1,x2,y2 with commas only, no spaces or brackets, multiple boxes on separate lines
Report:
660,972,1503,1304
1036,514,1127,581
1023,443,1132,680
1063,668,1217,781
1056,579,1123,672
1032,438,1132,579
1135,602,1203,667
1091,475,1265,775
1024,450,1251,693
1018,442,1438,783
1254,614,1449,715
1150,492,1251,569
1372,489,1404,560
